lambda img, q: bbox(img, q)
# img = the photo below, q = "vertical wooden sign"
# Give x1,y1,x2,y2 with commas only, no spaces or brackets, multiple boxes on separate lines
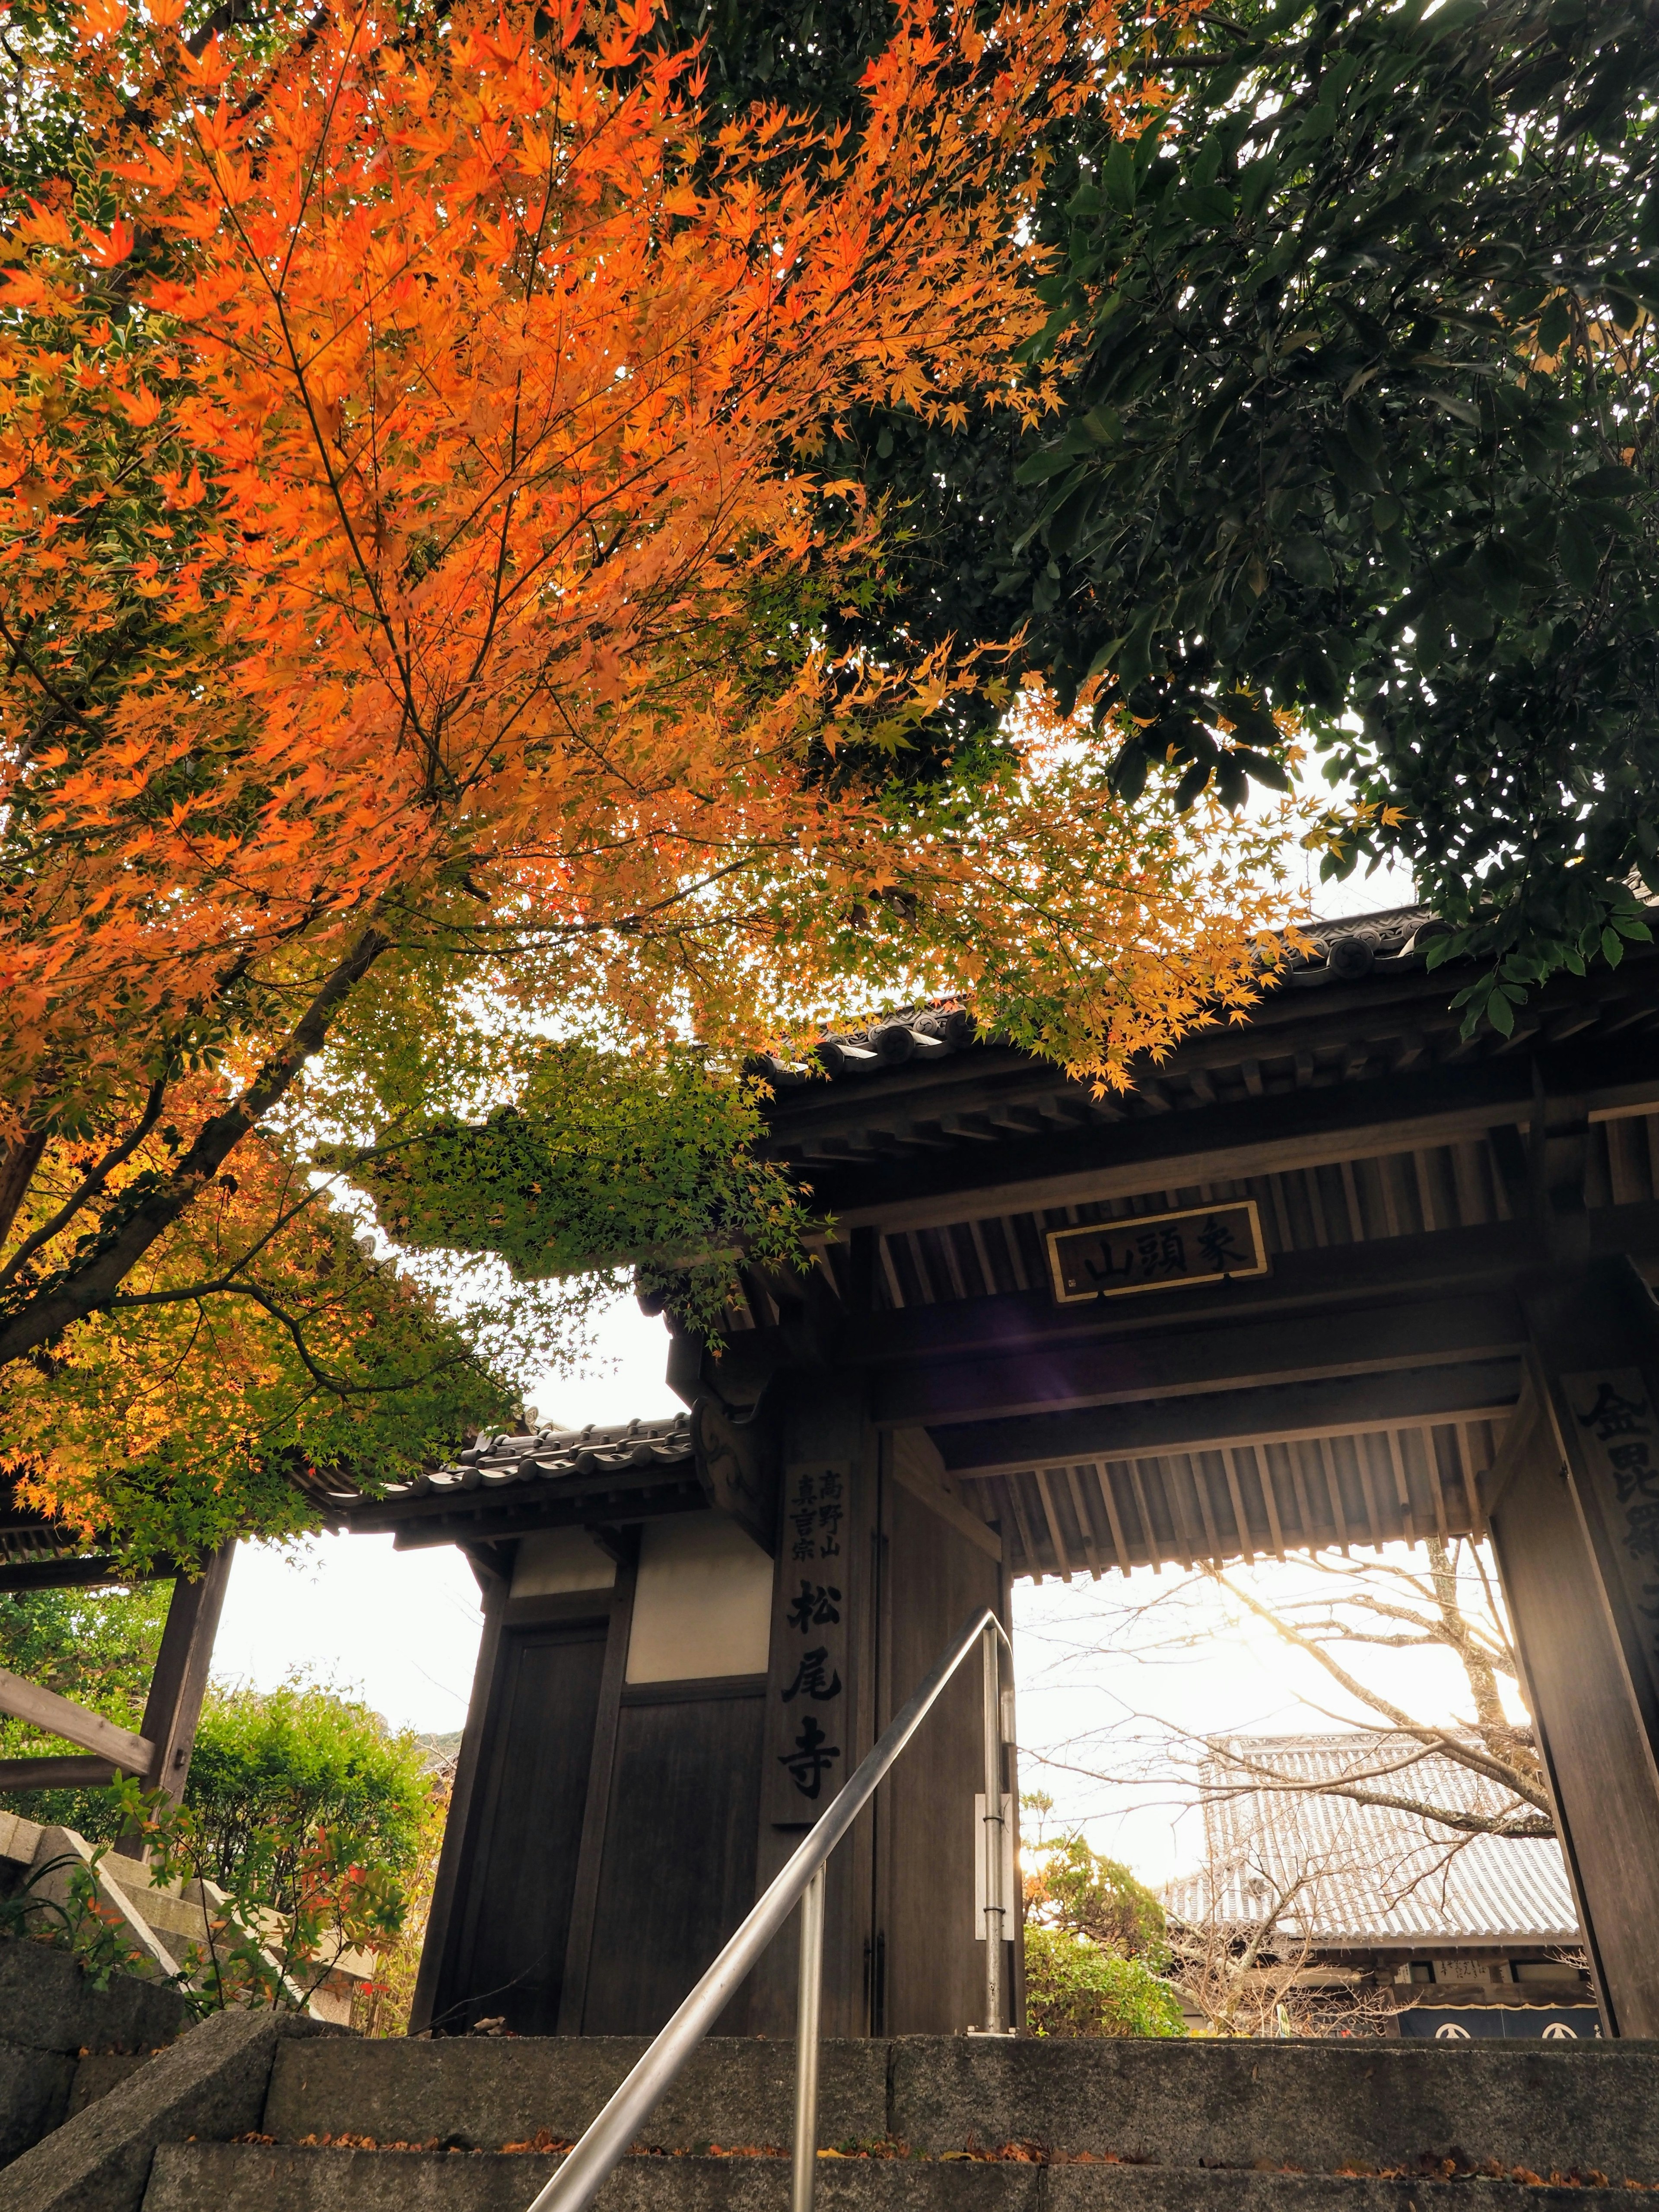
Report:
763,1459,852,1827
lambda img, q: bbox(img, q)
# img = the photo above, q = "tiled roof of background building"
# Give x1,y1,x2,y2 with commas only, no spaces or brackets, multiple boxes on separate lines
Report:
1164,1732,1579,1948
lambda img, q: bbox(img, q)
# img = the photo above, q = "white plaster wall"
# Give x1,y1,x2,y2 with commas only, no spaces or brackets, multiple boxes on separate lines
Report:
511,1527,617,1599
625,1515,774,1682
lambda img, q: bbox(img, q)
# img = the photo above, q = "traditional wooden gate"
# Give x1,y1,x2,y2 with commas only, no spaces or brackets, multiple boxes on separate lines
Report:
48,899,1658,2043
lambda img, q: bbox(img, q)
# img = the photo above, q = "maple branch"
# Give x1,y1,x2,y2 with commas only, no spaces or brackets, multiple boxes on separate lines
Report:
1210,1572,1554,1813
0,1132,49,1259
0,925,389,1370
113,1276,481,1401
1296,1782,1554,1840
0,1077,169,1291
103,1163,334,1296
1197,1734,1552,1839
0,606,113,753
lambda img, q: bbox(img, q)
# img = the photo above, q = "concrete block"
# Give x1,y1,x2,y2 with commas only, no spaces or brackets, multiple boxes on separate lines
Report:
262,2038,890,2155
137,2144,1659,2212
142,2144,1045,2212
887,2038,1659,2179
0,2004,342,2212
0,1931,192,2054
1047,2175,1639,2212
0,2040,73,2167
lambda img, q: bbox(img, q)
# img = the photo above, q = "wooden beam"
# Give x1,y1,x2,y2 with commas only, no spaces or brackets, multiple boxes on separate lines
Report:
1064,1465,1103,1577
939,1359,1519,1481
357,1463,707,1541
559,1548,640,2033
1093,1463,1134,1575
871,1291,1524,1428
0,1666,150,1770
836,1221,1532,1373
798,1039,1659,1236
0,1554,179,1595
409,1554,511,2036
830,1098,1540,1234
1032,1469,1072,1581
121,1542,235,1826
0,1755,121,1792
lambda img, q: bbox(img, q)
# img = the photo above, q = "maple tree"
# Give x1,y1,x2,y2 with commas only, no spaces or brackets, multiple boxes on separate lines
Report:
3,1104,521,1563
0,0,1313,1557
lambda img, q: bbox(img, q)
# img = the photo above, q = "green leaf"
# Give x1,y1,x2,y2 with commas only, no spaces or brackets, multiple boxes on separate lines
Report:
1181,184,1238,228
1428,0,1486,35
1103,140,1138,216
1281,534,1335,588
1238,156,1278,224
1117,612,1158,691
1014,446,1078,486
1046,480,1096,558
1537,296,1572,355
1174,759,1212,811
1324,432,1376,493
1486,987,1516,1036
1371,493,1404,534
1602,927,1626,967
1573,465,1639,500
1227,747,1292,793
1109,741,1150,802
1426,391,1483,427
1558,514,1602,591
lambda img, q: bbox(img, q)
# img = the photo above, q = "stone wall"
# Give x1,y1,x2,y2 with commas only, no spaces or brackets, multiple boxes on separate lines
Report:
0,1930,192,2168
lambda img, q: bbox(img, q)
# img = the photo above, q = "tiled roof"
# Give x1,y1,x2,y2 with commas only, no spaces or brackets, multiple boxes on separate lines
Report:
1165,1732,1579,1948
322,1411,693,1510
752,906,1437,1089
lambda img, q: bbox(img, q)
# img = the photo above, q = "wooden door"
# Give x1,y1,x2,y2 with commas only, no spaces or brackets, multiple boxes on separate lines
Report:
436,1615,609,2035
875,1465,1005,2035
580,1678,766,2034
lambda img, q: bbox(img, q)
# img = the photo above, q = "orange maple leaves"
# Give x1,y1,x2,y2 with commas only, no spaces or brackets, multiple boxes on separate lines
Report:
0,0,1290,1151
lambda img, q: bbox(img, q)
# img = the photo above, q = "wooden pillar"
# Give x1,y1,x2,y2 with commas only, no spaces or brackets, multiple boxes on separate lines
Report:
747,1366,880,2037
112,1541,235,1860
746,1373,1007,2037
1487,1256,1659,2035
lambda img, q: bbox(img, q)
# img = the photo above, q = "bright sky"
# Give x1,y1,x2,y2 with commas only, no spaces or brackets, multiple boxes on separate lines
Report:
211,1293,682,1740
212,852,1438,1889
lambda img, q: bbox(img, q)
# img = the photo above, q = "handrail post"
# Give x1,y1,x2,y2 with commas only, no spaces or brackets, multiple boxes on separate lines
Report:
981,1621,1005,2035
791,1863,826,2212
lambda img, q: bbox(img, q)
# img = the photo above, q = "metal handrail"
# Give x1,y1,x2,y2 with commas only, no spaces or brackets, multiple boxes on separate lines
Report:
524,1604,1015,2212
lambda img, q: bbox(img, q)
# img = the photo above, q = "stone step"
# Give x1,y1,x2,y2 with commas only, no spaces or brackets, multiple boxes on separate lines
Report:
260,2037,1659,2183
139,2143,1649,2212
263,2037,887,2158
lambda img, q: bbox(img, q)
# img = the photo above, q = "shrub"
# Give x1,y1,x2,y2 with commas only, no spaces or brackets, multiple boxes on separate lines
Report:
1024,1924,1187,2039
183,1679,430,1902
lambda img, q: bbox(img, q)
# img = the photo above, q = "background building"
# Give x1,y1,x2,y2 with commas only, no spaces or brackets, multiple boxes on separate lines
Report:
1166,1733,1599,2038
